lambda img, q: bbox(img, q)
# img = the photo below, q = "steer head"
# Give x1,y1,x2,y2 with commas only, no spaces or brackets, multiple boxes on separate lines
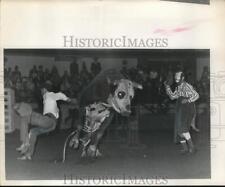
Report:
107,78,143,116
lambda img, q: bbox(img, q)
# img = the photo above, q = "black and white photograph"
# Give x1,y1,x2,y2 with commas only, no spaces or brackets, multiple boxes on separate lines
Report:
4,49,210,181
1,0,225,186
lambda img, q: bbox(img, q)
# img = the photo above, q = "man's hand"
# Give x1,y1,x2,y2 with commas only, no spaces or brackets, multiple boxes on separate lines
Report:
68,98,78,105
164,80,170,88
181,98,189,104
66,98,79,109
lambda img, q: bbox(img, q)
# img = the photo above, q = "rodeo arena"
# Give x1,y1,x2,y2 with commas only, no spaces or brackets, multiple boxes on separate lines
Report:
4,49,210,180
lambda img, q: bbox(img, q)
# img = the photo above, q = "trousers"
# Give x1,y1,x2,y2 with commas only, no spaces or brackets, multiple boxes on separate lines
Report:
20,111,57,156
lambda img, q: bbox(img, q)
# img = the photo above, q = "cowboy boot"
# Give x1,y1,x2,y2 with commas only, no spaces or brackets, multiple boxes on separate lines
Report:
191,125,200,132
17,143,32,161
17,153,32,161
180,141,188,154
187,139,196,154
16,143,25,152
19,143,30,155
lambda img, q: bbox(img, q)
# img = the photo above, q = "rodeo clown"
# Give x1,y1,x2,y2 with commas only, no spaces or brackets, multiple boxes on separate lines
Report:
15,81,77,160
164,70,199,154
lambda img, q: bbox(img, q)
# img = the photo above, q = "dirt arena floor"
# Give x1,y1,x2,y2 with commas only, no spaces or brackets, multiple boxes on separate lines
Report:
5,112,210,181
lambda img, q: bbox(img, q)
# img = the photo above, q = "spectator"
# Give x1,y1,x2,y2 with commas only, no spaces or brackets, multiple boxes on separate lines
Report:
11,66,22,86
200,66,209,83
91,57,101,76
14,78,23,102
24,77,35,102
70,74,81,98
80,61,92,87
70,59,79,76
166,65,174,86
120,60,129,78
149,68,159,104
80,61,88,75
60,70,71,96
4,67,13,88
44,68,51,82
37,65,45,83
29,65,38,87
50,66,61,92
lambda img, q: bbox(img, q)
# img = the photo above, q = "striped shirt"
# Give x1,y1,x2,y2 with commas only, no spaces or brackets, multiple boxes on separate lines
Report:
165,81,199,103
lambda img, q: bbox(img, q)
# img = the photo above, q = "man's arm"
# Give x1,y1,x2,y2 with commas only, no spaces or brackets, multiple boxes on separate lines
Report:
186,83,199,103
55,92,78,105
54,92,69,101
164,82,179,100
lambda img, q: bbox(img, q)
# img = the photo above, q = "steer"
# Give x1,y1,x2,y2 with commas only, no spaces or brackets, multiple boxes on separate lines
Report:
63,69,142,161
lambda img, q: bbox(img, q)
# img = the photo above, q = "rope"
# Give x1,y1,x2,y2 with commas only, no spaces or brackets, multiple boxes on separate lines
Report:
62,130,77,163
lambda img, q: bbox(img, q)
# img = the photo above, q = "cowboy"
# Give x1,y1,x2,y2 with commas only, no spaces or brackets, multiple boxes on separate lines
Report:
15,81,77,160
164,71,199,154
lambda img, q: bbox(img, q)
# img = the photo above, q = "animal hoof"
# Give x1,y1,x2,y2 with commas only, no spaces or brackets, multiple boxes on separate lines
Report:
86,145,97,157
69,137,79,149
96,149,102,157
81,151,87,158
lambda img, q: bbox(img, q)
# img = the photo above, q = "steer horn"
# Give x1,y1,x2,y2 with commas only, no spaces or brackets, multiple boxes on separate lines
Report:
132,82,143,89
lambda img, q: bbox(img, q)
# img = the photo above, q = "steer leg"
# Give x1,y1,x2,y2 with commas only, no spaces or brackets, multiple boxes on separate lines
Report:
85,113,114,157
69,107,85,149
69,124,82,149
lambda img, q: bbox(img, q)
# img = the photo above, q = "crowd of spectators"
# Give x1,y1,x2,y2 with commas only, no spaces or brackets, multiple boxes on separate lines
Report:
4,58,210,113
119,60,209,112
4,58,102,103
